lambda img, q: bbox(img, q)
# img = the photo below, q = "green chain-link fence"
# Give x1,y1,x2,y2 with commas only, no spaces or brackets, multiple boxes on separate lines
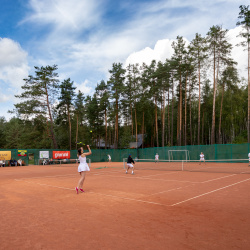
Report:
0,143,249,166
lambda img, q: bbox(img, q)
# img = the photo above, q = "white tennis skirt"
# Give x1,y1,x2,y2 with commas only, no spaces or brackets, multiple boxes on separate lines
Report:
78,163,90,172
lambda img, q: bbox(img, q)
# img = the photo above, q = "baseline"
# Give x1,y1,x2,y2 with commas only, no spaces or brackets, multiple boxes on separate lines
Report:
170,177,250,206
14,173,76,181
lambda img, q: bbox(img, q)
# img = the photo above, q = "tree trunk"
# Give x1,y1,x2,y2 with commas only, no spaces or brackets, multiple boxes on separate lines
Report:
105,108,107,149
219,83,225,144
46,87,58,149
202,111,204,145
135,104,138,147
162,88,166,147
171,78,174,146
189,76,192,145
198,60,201,145
177,101,180,145
115,96,119,149
67,104,71,150
248,41,250,143
184,74,187,146
142,111,145,149
212,41,221,144
155,95,159,147
178,75,182,146
167,88,170,145
75,113,78,149
131,103,133,136
211,46,217,145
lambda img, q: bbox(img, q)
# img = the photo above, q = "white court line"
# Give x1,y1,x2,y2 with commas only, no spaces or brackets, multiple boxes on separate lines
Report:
145,174,239,196
89,173,198,183
170,177,250,207
87,191,167,206
200,174,236,183
91,170,232,184
15,173,76,180
91,169,237,184
139,172,181,178
14,179,168,207
92,170,122,176
147,185,193,196
14,169,121,180
15,180,74,191
91,169,196,182
139,176,198,183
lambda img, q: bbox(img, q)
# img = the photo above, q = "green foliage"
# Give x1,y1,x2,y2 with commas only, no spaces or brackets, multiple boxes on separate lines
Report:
0,117,7,147
119,126,132,148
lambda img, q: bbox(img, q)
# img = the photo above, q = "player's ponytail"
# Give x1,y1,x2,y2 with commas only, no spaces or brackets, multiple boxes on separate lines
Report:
77,148,82,157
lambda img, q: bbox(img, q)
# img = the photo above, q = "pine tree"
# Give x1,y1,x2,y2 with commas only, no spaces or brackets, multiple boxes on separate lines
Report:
171,36,187,146
207,26,233,144
189,33,208,145
57,78,76,150
108,63,126,148
95,80,110,149
14,65,59,148
218,64,239,143
74,90,85,149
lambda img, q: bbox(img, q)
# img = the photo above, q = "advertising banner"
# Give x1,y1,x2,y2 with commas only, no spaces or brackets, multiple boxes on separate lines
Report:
39,151,49,159
18,150,27,157
53,151,70,159
0,151,11,160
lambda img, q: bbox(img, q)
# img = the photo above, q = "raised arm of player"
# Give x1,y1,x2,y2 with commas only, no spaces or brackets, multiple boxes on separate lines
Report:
83,145,92,156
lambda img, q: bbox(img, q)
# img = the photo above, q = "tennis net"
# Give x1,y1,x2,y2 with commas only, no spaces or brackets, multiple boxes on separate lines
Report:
38,158,91,167
123,158,250,174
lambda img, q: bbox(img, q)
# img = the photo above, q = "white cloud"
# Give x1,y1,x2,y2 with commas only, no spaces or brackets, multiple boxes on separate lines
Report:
228,26,248,80
22,0,104,32
124,26,247,83
0,94,11,103
0,38,29,90
74,80,93,96
125,38,189,67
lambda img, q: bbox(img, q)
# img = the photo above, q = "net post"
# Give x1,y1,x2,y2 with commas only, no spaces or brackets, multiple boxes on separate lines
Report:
182,160,184,171
124,158,127,169
89,158,91,168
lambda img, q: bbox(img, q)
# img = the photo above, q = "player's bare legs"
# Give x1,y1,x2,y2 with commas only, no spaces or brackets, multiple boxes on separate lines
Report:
126,166,129,174
77,171,86,192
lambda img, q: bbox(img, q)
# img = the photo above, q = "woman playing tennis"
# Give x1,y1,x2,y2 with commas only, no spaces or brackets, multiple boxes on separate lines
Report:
75,145,92,194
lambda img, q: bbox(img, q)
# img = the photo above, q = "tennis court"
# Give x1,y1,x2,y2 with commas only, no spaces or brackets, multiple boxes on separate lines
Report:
1,161,250,249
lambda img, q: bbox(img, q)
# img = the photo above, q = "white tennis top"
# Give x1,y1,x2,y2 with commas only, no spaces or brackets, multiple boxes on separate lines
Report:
79,155,87,164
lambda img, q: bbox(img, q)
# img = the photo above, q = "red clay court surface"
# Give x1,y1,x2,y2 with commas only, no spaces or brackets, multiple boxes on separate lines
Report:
0,162,250,250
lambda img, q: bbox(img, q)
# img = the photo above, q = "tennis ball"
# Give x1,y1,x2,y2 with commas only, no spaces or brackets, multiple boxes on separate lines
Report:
90,130,92,132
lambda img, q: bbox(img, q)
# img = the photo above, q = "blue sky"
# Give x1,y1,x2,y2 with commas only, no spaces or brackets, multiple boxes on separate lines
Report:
0,0,249,120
